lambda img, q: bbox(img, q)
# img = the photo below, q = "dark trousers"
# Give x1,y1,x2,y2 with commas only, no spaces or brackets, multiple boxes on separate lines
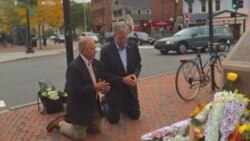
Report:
103,88,140,124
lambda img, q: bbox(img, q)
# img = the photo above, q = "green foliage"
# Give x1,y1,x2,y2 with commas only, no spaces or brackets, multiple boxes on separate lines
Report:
70,2,91,31
0,0,21,30
17,0,37,6
71,2,85,30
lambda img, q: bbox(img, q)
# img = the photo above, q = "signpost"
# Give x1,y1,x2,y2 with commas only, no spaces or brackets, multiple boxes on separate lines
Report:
183,13,190,27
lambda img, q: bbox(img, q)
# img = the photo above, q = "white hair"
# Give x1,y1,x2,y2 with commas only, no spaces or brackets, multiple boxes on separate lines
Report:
113,22,128,34
78,37,94,52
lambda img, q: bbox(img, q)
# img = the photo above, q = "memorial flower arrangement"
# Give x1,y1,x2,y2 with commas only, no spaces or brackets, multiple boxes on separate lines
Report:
142,72,250,141
40,87,60,101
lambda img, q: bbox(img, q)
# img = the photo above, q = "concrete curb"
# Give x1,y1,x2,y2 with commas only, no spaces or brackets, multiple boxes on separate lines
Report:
0,44,78,63
0,49,66,64
10,102,38,110
0,109,9,114
0,102,38,115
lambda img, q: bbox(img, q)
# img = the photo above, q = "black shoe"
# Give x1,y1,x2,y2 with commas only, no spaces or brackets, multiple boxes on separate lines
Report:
47,115,65,132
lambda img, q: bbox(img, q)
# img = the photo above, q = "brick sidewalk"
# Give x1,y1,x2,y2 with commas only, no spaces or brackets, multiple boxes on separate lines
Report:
0,73,214,141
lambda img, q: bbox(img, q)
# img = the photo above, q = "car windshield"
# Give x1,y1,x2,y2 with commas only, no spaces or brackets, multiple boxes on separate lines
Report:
138,32,149,38
173,28,196,36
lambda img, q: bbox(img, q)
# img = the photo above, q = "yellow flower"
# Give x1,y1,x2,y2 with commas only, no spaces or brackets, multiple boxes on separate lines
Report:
239,124,247,134
226,72,238,82
239,124,250,134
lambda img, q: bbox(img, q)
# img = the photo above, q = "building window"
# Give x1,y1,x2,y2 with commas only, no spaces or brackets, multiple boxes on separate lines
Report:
114,0,118,5
118,10,122,16
146,9,150,14
201,1,206,12
113,9,123,17
215,0,220,11
188,3,193,13
113,11,117,17
138,9,141,15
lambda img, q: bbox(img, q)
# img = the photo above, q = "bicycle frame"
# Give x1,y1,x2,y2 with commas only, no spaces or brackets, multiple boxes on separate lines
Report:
196,51,221,75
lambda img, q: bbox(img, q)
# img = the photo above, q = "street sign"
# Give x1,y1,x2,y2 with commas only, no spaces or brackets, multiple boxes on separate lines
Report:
183,13,190,25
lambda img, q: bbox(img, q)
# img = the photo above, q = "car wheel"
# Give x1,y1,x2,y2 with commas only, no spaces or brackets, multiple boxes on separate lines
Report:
177,42,188,54
137,40,141,45
160,51,168,54
150,41,155,45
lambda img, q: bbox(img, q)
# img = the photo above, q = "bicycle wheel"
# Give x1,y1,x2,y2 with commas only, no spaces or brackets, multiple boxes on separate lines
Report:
175,60,201,101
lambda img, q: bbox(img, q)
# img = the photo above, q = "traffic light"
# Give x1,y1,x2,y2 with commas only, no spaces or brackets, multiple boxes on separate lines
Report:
238,0,244,8
232,0,238,9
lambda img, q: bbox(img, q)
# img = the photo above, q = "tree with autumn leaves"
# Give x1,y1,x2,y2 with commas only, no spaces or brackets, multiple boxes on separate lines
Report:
15,0,64,29
0,0,91,44
0,0,64,32
0,1,20,32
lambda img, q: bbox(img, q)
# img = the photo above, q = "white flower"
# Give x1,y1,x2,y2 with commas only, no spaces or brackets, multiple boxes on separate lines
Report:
41,88,60,101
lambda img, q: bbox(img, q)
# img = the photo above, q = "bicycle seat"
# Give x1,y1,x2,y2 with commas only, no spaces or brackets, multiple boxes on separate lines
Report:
179,57,197,63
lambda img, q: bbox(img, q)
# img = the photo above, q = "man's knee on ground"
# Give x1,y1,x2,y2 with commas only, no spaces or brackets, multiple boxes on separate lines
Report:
106,114,120,124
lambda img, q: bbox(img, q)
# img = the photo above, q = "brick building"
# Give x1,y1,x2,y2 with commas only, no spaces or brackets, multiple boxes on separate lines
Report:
152,0,183,24
91,0,113,32
92,0,152,33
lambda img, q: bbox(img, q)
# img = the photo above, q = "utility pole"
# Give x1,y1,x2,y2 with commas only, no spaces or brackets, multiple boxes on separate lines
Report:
234,8,237,40
25,0,34,53
173,0,178,31
208,0,215,91
63,0,74,66
83,2,87,32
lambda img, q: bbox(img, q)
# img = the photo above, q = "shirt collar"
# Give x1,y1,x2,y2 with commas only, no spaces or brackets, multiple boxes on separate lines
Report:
80,54,92,65
115,42,127,50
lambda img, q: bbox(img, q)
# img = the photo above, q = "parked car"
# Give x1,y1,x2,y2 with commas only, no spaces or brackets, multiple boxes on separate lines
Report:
49,34,65,44
79,32,99,43
154,25,234,54
128,31,155,45
104,32,114,43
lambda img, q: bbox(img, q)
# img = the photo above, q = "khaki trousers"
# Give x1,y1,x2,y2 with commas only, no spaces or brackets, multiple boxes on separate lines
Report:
59,110,103,141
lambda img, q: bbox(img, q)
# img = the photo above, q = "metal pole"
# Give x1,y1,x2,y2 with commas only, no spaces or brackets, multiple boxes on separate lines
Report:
63,0,74,66
25,0,34,53
161,0,163,19
208,0,215,91
234,8,237,40
173,0,177,30
84,2,87,32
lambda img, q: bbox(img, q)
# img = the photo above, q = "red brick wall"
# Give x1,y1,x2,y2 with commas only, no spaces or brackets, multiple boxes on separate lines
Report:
91,0,112,32
152,0,183,20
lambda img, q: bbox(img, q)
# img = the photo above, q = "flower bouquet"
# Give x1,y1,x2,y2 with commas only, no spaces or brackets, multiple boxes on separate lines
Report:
141,72,250,141
37,79,63,114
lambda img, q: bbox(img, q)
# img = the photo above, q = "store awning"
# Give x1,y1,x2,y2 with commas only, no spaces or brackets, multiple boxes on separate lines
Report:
151,19,172,26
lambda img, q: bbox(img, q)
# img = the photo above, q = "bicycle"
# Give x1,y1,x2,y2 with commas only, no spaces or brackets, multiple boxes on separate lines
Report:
175,45,227,101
